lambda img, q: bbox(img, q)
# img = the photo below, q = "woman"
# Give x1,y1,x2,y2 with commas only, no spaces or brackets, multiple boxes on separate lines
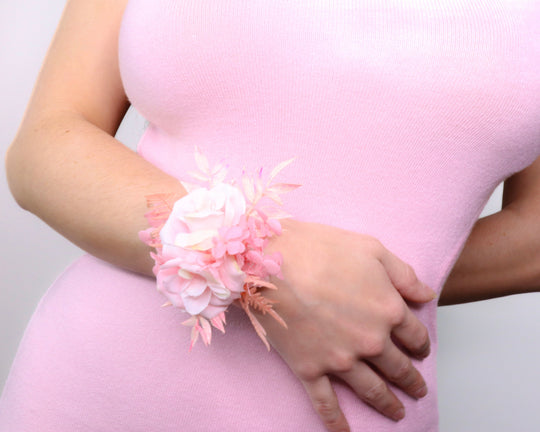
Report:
2,0,539,431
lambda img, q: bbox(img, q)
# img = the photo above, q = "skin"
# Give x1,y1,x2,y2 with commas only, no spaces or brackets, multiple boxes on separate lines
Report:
261,220,434,431
440,156,540,306
5,0,539,430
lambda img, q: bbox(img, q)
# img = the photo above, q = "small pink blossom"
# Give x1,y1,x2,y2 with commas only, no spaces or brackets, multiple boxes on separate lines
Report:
212,224,249,259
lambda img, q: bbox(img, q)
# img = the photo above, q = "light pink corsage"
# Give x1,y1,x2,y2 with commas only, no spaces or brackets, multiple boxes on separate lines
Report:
139,147,300,350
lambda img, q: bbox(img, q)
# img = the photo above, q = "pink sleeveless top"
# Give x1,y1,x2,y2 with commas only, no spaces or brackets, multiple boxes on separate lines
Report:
117,0,540,430
3,1,539,432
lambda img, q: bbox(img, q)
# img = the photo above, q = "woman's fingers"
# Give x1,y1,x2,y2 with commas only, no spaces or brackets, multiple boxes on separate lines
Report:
392,306,431,359
369,340,428,399
302,376,350,432
264,223,435,428
337,362,406,422
374,246,432,359
377,246,436,304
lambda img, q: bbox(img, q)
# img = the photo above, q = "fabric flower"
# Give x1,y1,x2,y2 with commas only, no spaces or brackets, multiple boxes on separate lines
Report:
154,183,247,319
160,183,246,251
140,148,299,348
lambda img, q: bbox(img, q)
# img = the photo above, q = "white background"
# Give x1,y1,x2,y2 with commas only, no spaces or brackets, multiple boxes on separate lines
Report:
1,2,539,431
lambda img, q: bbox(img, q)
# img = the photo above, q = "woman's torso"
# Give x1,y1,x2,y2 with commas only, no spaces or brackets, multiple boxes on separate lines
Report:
117,1,540,429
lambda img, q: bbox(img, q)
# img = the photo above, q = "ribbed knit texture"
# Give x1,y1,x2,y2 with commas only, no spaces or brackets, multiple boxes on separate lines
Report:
1,1,539,431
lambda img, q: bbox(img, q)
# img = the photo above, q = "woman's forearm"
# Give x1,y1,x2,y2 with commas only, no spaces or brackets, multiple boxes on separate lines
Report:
439,206,540,306
6,110,186,275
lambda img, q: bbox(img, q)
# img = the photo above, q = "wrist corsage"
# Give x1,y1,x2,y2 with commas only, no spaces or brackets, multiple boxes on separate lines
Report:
139,147,299,350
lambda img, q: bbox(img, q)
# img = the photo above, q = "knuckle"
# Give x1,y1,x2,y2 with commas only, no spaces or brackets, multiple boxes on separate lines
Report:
384,300,406,326
388,359,413,383
324,417,345,431
361,335,386,357
313,399,341,425
295,362,322,382
365,238,384,256
364,381,388,405
330,352,355,373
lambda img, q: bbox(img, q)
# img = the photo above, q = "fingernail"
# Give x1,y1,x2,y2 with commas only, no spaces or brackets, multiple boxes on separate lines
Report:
415,384,428,398
393,408,405,421
425,284,437,300
416,340,431,359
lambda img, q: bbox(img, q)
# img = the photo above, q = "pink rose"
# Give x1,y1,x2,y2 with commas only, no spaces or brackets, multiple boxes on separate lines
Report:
155,184,247,319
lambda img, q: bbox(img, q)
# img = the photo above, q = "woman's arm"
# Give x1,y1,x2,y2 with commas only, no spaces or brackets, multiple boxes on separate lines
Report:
439,156,540,306
5,0,186,275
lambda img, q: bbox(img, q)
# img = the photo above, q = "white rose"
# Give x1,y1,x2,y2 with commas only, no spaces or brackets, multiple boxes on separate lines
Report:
160,183,246,251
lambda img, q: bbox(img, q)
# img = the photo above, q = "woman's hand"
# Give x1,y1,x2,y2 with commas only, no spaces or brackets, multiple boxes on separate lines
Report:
260,219,435,432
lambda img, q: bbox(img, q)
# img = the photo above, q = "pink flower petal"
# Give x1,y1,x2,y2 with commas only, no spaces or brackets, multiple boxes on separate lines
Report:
199,316,212,346
200,303,228,319
184,277,208,297
182,288,212,315
211,313,227,333
245,250,263,265
212,242,227,259
218,257,246,293
263,258,281,275
226,241,245,255
267,218,282,235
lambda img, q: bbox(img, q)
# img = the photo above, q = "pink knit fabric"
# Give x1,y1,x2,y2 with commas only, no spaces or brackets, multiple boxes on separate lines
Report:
1,1,539,430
